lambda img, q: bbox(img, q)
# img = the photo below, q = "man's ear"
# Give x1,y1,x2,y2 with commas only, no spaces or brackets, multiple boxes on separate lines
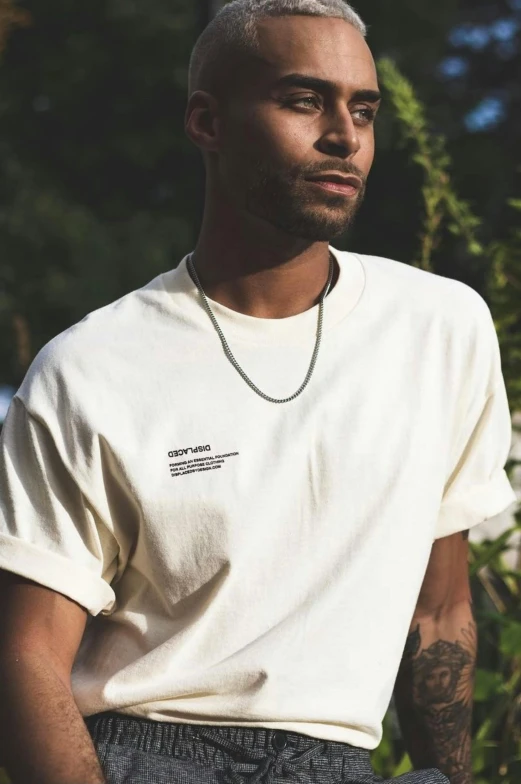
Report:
184,91,222,152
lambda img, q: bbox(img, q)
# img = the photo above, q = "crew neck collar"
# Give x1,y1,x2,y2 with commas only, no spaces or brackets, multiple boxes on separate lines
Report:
161,246,366,346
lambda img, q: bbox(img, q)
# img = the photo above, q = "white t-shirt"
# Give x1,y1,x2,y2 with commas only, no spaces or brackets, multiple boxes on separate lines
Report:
0,247,517,749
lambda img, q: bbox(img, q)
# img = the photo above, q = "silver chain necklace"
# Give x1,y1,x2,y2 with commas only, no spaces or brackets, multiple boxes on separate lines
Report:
186,252,335,404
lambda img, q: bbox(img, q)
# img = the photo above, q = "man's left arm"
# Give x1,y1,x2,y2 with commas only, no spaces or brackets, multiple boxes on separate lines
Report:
394,530,476,784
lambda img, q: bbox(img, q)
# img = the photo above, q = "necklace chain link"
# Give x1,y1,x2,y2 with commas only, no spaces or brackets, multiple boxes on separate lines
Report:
187,252,334,404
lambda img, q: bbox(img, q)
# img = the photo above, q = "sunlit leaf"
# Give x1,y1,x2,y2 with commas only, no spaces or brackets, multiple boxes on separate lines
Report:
392,753,412,776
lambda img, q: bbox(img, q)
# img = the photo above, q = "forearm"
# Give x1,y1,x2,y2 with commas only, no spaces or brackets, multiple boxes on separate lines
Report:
0,651,106,784
394,599,476,784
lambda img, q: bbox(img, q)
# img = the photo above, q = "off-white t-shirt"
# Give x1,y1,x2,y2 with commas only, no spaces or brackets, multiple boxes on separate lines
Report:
0,247,517,749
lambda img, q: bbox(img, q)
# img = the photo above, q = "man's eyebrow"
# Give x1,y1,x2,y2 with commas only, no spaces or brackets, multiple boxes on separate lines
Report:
274,73,381,103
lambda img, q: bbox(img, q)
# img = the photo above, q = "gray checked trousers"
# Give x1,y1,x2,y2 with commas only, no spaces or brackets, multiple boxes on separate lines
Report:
84,712,450,784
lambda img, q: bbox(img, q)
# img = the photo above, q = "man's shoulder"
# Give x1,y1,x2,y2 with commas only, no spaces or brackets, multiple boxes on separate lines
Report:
352,251,491,324
17,273,168,411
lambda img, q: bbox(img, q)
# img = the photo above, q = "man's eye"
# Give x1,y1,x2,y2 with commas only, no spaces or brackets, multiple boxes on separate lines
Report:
283,98,377,122
352,107,376,124
285,96,321,109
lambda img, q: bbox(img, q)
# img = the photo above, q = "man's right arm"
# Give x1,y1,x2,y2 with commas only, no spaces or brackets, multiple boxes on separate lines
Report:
0,569,106,784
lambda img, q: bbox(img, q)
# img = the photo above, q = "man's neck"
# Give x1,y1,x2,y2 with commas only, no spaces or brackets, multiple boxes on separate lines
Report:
190,221,338,320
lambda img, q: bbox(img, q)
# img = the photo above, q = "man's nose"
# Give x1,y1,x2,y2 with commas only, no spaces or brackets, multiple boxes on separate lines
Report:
317,107,361,158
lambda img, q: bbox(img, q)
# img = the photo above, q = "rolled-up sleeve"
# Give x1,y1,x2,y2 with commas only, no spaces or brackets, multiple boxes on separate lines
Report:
0,396,118,615
435,299,518,540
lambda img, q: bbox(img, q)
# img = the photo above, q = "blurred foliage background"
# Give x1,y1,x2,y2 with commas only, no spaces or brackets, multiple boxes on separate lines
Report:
0,0,520,782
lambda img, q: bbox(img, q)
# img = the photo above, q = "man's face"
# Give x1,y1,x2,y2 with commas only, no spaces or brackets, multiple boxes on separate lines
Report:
215,16,380,242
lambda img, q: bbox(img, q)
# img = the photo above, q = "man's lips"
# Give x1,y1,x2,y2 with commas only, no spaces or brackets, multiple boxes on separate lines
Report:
305,174,363,197
308,180,359,196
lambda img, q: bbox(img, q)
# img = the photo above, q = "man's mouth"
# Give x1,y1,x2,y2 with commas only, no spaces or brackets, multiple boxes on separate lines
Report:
305,173,363,197
307,180,359,196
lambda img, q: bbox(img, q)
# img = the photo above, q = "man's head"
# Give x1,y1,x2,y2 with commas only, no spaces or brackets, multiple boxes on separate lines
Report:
185,0,380,242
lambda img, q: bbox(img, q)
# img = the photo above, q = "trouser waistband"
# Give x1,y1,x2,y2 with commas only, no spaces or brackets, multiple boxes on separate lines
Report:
84,711,374,779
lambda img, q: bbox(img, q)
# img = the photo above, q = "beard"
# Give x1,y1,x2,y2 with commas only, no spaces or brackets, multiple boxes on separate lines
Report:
240,156,367,241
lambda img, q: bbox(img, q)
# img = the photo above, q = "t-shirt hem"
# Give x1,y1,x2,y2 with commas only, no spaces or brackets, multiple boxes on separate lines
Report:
0,532,115,616
83,708,378,749
434,469,518,540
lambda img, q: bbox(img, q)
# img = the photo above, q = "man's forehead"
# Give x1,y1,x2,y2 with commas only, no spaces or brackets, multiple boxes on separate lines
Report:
252,16,377,90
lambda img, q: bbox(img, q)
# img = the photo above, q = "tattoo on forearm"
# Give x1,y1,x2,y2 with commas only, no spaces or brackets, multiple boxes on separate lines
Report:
398,617,476,784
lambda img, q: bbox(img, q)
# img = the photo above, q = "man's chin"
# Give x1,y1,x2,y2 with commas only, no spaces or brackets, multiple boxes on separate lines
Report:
288,228,348,242
247,193,361,241
273,214,356,242
282,198,362,240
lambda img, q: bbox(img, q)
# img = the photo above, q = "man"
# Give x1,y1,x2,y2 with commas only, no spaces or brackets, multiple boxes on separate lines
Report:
0,1,517,783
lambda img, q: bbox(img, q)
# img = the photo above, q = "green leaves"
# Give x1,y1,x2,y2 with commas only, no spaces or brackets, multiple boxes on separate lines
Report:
470,527,521,575
474,669,505,701
392,752,413,777
377,57,484,272
372,63,521,782
378,57,521,415
499,623,521,658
